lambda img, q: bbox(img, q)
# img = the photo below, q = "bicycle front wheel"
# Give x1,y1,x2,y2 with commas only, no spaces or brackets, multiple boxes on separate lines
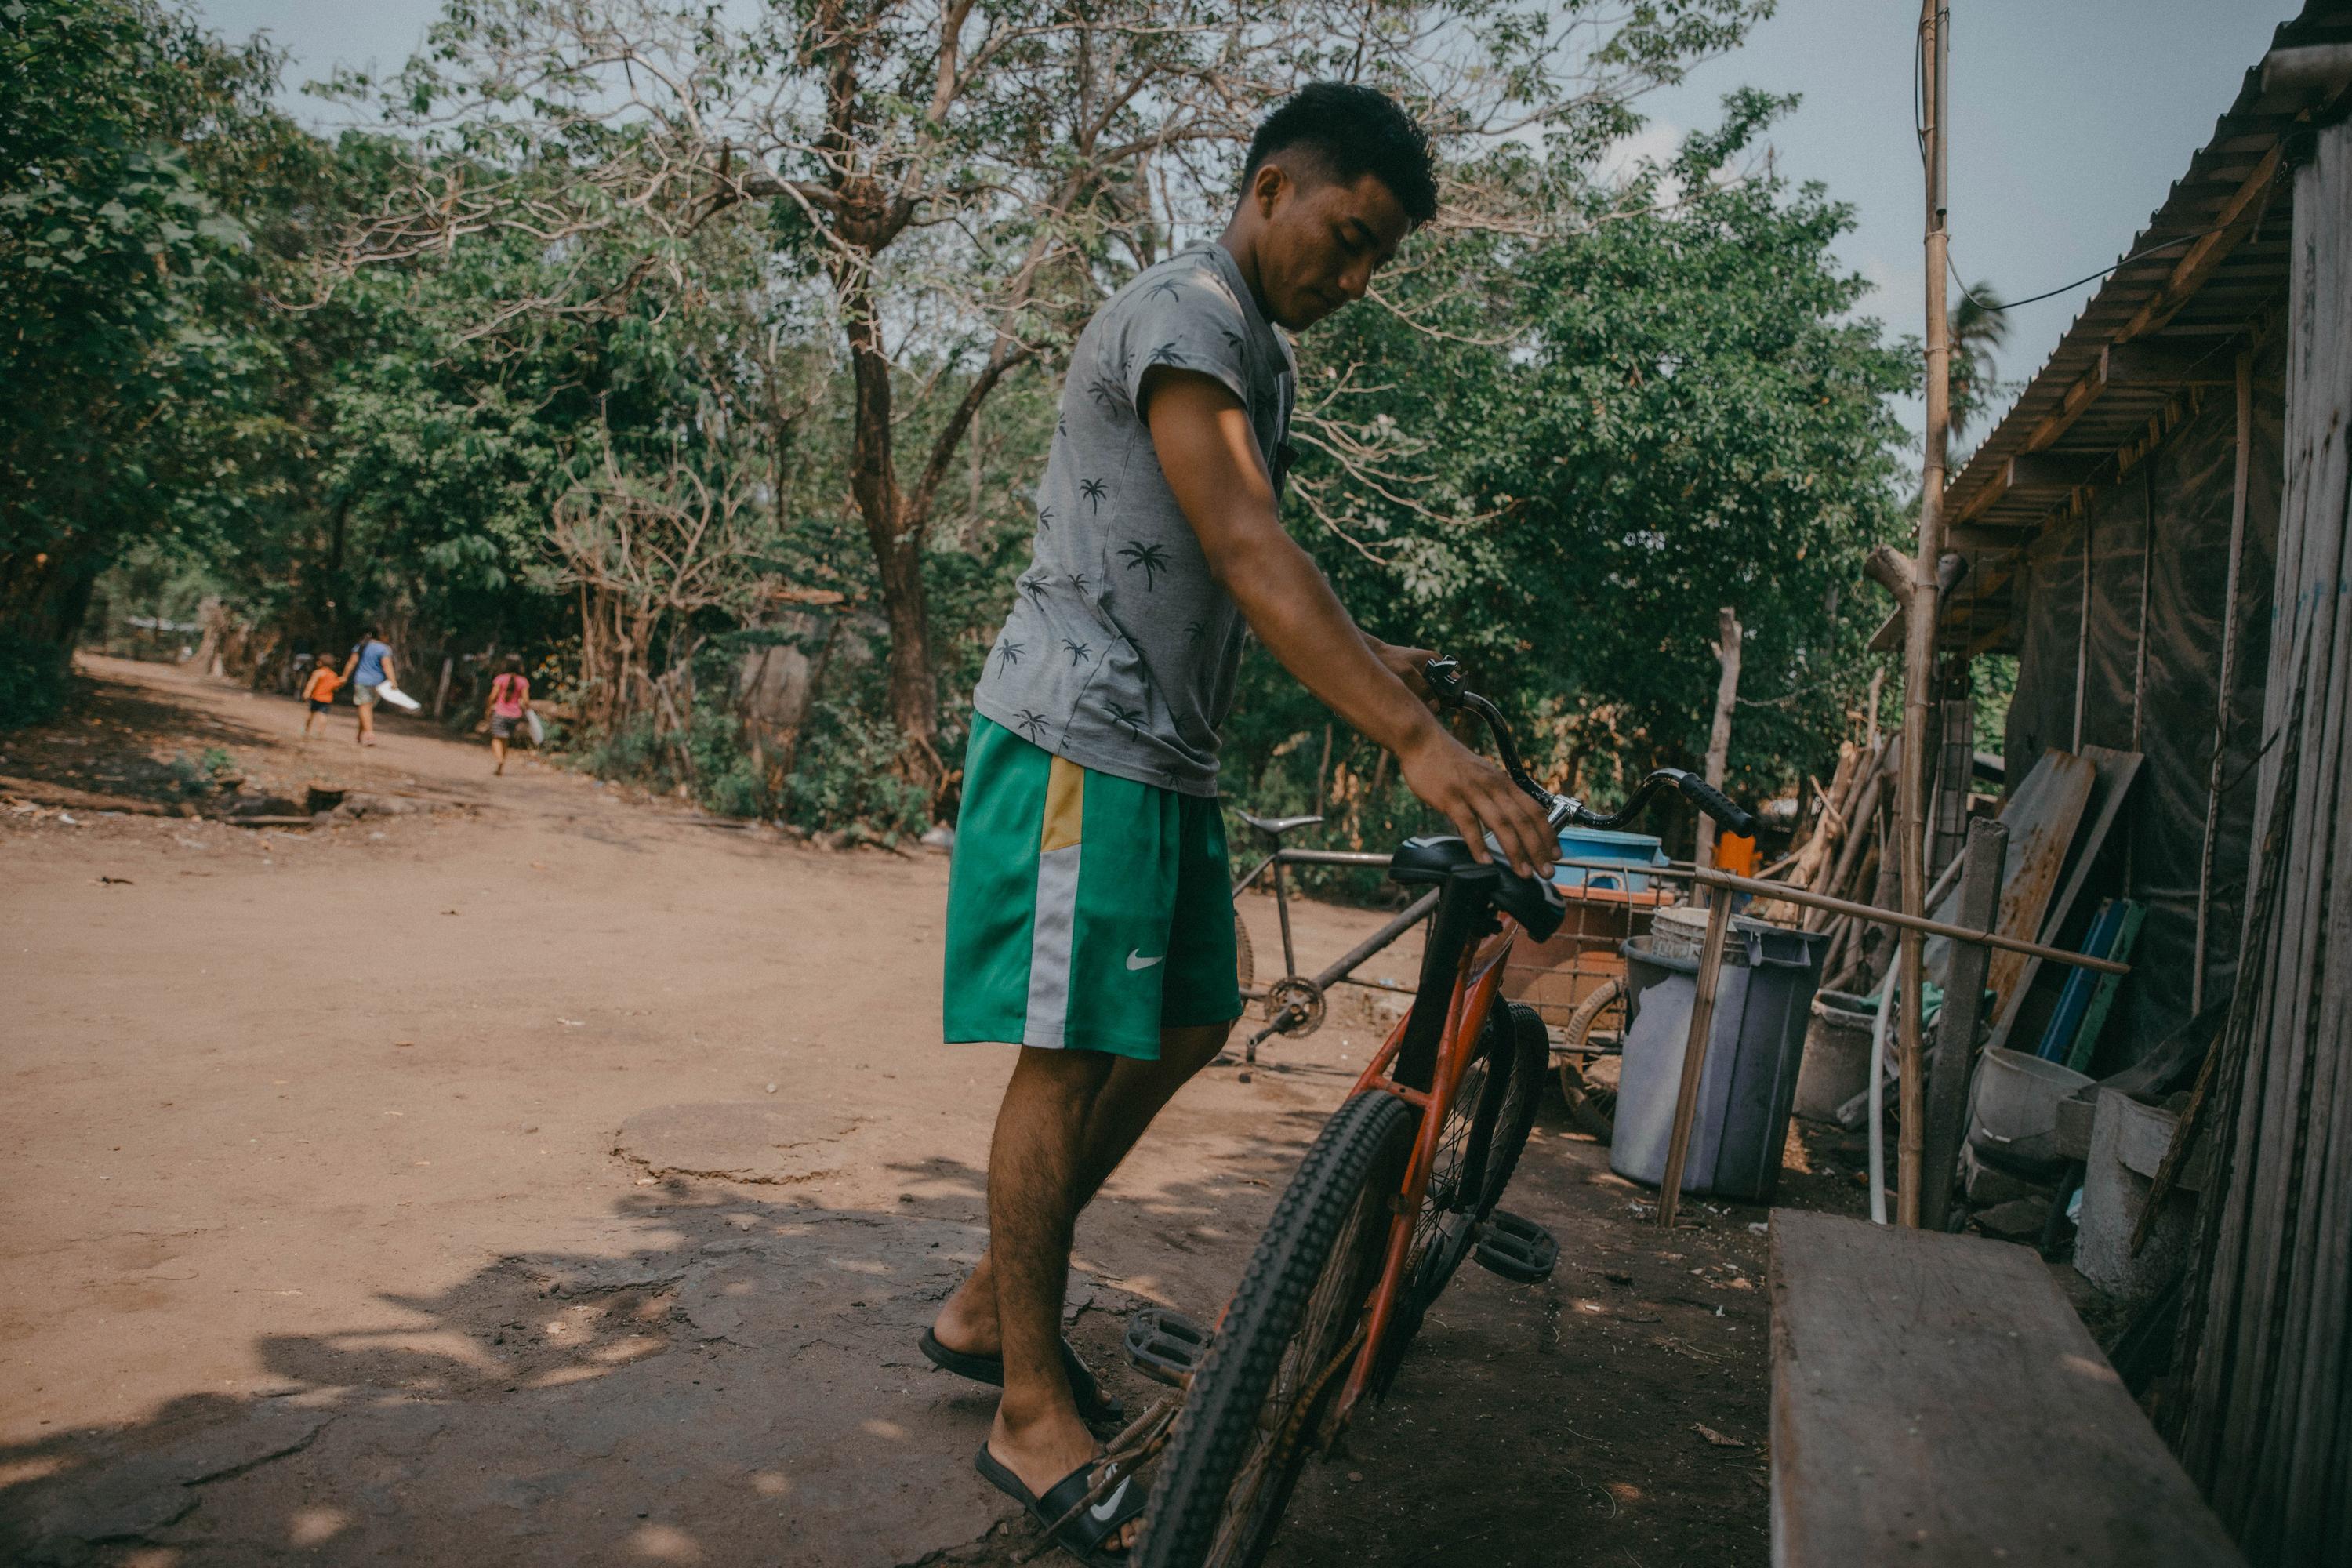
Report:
1135,1090,1416,1568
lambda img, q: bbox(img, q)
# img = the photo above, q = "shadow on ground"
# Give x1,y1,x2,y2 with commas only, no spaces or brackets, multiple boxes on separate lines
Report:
0,1137,1316,1568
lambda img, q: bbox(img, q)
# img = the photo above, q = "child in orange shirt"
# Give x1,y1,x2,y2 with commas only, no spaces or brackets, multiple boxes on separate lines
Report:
299,657,342,742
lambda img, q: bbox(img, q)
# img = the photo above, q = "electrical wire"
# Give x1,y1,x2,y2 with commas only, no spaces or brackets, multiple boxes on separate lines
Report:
1946,223,2241,314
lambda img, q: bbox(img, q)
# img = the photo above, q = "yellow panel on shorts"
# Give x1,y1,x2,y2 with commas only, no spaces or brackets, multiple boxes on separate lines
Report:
1040,754,1086,854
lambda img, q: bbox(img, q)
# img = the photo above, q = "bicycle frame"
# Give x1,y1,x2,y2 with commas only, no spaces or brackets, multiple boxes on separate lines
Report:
1328,873,1523,1426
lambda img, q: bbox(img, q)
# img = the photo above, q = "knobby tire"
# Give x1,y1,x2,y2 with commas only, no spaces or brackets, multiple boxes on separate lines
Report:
1134,1090,1416,1568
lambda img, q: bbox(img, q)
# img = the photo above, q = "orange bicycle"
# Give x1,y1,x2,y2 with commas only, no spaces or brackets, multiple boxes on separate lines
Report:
1124,659,1757,1568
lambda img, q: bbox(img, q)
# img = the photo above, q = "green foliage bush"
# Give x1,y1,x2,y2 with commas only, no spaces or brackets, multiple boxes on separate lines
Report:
780,702,932,844
0,634,70,728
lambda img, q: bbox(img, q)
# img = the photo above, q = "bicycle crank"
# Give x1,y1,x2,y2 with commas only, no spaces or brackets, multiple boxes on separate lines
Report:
1473,1210,1559,1284
1262,976,1327,1037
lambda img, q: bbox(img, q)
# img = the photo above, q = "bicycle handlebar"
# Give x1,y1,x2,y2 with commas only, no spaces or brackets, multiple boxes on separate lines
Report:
1421,656,1760,840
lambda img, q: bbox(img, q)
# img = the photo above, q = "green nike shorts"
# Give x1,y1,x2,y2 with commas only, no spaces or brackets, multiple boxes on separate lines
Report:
943,716,1242,1060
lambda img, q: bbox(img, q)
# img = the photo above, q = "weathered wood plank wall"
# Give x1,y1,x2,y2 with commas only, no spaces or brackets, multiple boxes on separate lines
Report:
2176,114,2352,1565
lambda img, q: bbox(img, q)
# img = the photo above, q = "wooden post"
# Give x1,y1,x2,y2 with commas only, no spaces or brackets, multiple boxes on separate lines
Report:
1895,0,1953,1229
1918,818,2007,1232
434,655,455,719
2191,350,2254,1015
1657,891,1736,1229
1695,606,1743,878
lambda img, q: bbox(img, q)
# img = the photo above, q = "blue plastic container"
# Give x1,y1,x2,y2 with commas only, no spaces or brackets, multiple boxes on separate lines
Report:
1552,826,1670,894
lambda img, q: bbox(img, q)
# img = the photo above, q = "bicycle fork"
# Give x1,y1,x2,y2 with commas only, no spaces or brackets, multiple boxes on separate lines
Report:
1327,879,1515,1428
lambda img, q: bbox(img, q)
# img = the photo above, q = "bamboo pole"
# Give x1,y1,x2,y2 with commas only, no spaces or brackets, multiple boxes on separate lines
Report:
1695,607,1743,878
1656,891,1735,1229
1895,0,1954,1229
2191,349,2256,1015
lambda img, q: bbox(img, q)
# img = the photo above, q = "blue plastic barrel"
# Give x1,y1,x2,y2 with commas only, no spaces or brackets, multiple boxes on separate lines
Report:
1552,826,1670,894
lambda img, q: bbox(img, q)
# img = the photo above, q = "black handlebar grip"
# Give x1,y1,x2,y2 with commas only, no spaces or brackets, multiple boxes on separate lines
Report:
1423,655,1465,710
1671,769,1759,840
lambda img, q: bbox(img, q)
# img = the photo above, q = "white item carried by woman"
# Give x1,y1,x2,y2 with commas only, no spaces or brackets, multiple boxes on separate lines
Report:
525,710,546,745
373,683,422,713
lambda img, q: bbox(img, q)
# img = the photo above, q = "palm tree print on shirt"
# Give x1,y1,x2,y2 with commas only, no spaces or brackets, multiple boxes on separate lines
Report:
1079,477,1107,514
994,639,1025,672
1183,619,1205,645
1037,506,1054,532
1146,277,1183,303
1012,710,1051,743
1069,573,1090,593
1120,540,1171,590
1107,702,1145,735
1061,638,1092,667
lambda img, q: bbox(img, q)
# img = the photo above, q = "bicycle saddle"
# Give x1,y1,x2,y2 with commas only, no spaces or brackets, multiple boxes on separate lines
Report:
1388,833,1566,942
1234,810,1324,837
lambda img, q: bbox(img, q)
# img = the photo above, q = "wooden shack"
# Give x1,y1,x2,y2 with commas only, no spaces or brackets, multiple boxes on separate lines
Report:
1931,7,2351,1559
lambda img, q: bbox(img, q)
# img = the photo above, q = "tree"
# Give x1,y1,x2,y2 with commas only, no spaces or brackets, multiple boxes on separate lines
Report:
1947,279,2010,439
1229,96,1914,842
0,0,287,655
327,0,1771,793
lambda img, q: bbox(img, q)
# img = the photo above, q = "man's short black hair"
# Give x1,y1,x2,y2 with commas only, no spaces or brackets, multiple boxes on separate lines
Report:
1243,82,1437,225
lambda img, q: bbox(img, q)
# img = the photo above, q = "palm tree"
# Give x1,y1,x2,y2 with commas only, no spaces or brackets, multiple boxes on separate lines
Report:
1080,477,1108,513
1120,539,1171,590
1947,281,2012,440
995,639,1025,671
1036,506,1054,532
1106,702,1145,735
1069,572,1089,593
1147,277,1183,302
1184,619,1204,644
1012,710,1050,743
1061,638,1092,666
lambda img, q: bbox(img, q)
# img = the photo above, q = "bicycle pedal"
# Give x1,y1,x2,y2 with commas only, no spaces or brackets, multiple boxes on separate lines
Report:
1474,1210,1559,1284
1123,1307,1211,1388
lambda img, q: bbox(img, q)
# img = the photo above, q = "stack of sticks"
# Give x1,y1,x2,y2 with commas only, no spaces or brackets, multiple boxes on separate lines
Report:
1748,673,1900,990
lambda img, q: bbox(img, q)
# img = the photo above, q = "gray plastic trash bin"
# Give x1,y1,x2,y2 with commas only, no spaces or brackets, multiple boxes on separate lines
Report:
1609,918,1832,1203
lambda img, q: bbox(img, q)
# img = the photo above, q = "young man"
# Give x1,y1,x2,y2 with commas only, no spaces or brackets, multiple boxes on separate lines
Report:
930,84,1557,1556
339,626,395,748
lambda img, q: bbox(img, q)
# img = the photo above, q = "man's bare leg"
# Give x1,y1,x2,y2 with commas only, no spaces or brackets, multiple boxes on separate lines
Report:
984,1044,1119,1510
936,1019,1232,1359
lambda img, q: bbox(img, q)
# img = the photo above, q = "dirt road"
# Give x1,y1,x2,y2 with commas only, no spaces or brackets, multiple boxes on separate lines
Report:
2,657,1803,1566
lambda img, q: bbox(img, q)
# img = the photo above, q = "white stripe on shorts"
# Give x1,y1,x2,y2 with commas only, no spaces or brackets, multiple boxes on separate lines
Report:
1025,840,1080,1047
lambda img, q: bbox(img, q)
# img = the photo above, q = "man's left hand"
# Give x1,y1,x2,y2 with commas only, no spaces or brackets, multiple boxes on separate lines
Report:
1367,638,1441,709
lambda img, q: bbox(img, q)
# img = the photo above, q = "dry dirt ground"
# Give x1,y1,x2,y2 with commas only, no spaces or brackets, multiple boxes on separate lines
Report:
2,656,1862,1568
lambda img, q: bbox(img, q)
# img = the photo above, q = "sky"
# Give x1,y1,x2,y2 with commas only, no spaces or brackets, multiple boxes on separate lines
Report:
193,0,2297,445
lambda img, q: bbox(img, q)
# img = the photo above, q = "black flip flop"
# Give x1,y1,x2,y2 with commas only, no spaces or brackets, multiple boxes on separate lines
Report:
974,1442,1143,1567
920,1328,1127,1425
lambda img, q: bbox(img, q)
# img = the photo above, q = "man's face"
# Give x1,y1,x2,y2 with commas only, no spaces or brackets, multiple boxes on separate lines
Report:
1251,161,1412,332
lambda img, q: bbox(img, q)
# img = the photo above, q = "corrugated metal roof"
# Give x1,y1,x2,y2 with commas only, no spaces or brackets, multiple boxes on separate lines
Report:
1935,2,2352,649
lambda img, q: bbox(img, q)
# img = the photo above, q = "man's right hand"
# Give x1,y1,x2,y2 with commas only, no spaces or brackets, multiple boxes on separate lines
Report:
1396,723,1557,880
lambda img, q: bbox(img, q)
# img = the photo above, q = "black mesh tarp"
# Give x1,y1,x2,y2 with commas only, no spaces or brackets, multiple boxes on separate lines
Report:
1998,341,2283,1069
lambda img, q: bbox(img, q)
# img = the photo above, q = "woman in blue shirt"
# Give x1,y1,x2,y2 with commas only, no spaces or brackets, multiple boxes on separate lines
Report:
337,627,396,748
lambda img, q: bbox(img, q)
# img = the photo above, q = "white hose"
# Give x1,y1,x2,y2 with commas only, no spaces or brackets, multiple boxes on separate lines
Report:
1867,948,1901,1226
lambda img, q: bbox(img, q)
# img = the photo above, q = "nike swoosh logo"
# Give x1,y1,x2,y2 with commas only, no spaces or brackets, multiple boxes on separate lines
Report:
1126,951,1163,971
1090,1476,1130,1522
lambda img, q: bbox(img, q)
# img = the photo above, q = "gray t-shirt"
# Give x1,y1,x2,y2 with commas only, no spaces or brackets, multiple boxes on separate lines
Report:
971,241,1296,797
